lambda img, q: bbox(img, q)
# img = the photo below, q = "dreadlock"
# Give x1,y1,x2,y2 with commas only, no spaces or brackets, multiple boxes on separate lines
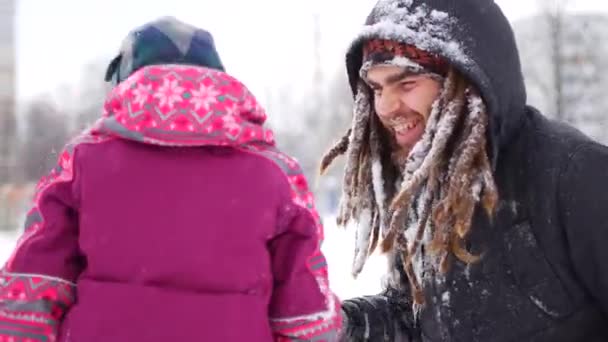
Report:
320,68,498,305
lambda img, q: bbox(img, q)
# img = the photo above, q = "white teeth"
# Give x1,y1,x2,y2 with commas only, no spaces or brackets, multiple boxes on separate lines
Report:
394,121,418,134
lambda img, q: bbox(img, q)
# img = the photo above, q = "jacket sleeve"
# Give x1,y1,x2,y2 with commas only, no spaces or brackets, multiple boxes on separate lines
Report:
268,190,342,341
0,146,82,340
340,253,416,342
558,142,608,317
341,289,414,342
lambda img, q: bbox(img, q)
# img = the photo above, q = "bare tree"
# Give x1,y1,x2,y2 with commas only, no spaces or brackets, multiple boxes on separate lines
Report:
541,0,571,121
0,94,16,184
18,96,70,182
270,68,352,214
73,59,111,133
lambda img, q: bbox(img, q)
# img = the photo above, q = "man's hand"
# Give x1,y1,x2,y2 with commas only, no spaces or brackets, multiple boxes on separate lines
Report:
339,293,413,341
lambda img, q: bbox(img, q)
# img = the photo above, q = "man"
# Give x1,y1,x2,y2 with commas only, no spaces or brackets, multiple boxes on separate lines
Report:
321,0,608,340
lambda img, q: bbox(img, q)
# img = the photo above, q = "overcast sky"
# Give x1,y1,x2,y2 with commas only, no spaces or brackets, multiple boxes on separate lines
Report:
15,0,608,103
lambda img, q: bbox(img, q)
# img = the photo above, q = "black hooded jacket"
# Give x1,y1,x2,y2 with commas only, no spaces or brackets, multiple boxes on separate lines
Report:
340,0,608,341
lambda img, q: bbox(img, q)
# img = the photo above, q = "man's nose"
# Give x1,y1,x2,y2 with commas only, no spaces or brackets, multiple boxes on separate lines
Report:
376,93,402,119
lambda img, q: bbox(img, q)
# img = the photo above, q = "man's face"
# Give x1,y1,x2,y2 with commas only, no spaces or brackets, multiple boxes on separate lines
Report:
364,65,442,153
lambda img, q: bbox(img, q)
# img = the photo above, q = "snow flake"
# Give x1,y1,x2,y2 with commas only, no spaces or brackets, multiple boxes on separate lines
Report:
357,0,471,66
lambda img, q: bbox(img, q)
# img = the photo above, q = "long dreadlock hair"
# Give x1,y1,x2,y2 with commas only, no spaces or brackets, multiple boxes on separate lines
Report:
320,67,498,305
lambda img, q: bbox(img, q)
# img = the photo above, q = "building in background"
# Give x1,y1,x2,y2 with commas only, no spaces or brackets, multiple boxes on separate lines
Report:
0,0,16,184
514,12,608,144
0,0,18,231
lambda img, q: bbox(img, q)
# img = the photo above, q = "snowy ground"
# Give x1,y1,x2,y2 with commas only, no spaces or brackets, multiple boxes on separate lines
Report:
321,217,387,299
0,216,386,300
0,230,19,266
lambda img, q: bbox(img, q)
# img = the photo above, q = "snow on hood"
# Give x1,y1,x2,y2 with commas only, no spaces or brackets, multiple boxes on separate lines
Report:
346,0,528,165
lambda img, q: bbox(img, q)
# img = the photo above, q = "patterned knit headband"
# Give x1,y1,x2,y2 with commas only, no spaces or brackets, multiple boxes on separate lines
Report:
363,39,449,77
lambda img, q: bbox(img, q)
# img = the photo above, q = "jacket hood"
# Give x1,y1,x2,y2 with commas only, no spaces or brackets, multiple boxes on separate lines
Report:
346,0,527,164
92,64,274,147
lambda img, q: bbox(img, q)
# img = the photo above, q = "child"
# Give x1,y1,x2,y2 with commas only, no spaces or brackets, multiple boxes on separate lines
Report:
0,17,341,341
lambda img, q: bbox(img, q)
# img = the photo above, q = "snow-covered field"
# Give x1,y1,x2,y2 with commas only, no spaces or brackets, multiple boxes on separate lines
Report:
0,230,18,266
321,217,387,299
0,217,386,300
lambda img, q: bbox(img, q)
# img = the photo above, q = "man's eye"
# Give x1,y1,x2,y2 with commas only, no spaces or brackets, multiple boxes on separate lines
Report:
401,80,417,89
372,88,383,96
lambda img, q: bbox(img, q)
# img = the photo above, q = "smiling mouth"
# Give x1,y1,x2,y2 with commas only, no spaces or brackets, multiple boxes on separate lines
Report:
390,117,423,135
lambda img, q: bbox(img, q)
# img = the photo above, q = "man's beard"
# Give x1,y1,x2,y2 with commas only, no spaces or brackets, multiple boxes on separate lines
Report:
391,148,410,169
379,112,423,169
374,123,410,170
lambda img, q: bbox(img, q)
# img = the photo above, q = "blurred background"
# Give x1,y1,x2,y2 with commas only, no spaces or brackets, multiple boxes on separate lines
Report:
1,0,607,299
